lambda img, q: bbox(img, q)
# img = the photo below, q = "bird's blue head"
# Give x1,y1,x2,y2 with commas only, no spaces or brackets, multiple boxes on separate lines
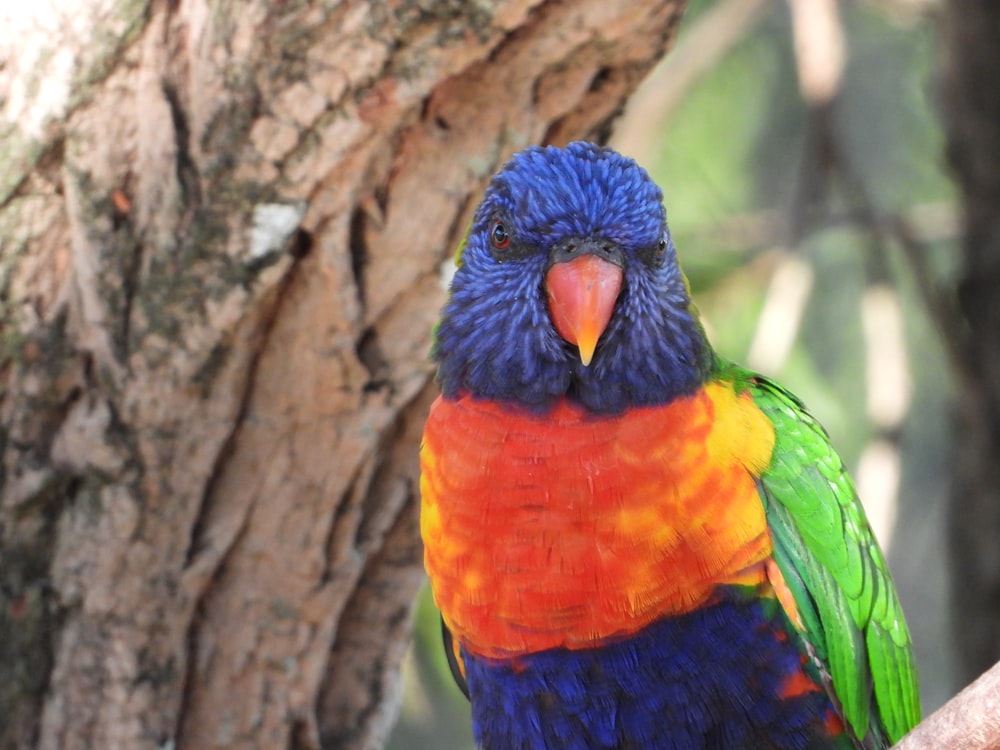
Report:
434,142,712,414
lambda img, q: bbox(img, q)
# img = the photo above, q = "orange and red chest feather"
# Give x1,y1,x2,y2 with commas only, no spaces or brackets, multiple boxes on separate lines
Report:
420,381,777,659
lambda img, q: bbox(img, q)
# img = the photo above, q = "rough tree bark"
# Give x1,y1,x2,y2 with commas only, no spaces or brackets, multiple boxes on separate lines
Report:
942,0,1000,686
0,2,684,749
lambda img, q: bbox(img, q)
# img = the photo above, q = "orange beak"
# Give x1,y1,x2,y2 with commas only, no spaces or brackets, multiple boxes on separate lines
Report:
545,254,623,366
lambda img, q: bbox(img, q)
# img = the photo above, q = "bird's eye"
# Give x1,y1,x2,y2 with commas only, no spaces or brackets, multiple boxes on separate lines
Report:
639,235,670,268
491,221,510,250
647,236,667,265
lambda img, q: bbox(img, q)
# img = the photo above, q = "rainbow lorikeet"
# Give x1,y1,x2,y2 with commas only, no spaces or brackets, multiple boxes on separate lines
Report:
420,142,920,749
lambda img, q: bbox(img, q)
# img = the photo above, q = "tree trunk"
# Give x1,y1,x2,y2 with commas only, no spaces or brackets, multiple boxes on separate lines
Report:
942,0,1000,686
0,2,684,749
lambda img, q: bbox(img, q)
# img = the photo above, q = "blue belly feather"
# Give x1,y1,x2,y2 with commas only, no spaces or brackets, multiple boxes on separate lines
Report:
462,592,852,750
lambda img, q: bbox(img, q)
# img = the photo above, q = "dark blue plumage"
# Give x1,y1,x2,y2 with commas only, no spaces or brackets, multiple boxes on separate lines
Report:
434,142,712,413
463,589,845,750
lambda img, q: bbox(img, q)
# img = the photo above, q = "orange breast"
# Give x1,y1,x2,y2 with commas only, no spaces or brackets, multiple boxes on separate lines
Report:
420,382,777,658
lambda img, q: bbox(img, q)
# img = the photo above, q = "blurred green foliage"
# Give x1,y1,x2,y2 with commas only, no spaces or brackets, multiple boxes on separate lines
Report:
390,2,955,746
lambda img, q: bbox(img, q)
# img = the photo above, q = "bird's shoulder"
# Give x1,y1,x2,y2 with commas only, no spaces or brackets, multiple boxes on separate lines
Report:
721,364,921,744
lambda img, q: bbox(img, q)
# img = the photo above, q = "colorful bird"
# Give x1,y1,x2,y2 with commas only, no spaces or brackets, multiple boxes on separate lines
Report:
420,142,920,749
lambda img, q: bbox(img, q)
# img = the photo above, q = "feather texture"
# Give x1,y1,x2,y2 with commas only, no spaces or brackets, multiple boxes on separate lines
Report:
744,371,921,742
420,142,920,749
422,382,775,657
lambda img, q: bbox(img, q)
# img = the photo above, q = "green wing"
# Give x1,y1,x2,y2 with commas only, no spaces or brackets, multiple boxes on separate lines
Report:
735,368,920,744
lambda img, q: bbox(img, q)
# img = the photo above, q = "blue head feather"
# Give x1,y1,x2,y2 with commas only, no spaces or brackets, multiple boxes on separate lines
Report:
434,142,712,413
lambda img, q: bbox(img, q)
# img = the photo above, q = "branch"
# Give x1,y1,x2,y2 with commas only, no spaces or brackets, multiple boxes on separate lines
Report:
892,661,1000,749
886,211,976,392
611,0,768,156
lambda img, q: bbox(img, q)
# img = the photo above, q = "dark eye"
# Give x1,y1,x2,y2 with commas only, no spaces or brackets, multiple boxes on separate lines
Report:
491,221,510,250
638,235,669,268
651,236,668,264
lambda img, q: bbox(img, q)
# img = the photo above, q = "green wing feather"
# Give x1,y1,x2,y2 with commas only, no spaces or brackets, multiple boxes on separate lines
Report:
726,364,920,744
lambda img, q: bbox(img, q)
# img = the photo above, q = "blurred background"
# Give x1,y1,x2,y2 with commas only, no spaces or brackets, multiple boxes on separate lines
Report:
390,0,956,745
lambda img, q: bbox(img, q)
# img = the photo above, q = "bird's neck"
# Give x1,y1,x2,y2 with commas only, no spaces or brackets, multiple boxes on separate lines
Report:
433,282,715,413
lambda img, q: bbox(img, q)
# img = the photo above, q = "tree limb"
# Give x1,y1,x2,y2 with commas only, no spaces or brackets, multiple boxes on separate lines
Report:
893,661,1000,749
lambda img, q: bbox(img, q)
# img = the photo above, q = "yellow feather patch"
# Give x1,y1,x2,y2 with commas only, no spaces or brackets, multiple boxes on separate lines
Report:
767,557,806,631
703,381,776,478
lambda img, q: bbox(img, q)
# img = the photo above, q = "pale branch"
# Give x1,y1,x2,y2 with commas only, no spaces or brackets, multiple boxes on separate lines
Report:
664,202,957,256
892,661,1000,750
610,0,768,157
887,211,976,392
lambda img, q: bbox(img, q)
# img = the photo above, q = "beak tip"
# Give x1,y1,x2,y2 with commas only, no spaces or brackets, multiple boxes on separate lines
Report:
546,254,623,368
